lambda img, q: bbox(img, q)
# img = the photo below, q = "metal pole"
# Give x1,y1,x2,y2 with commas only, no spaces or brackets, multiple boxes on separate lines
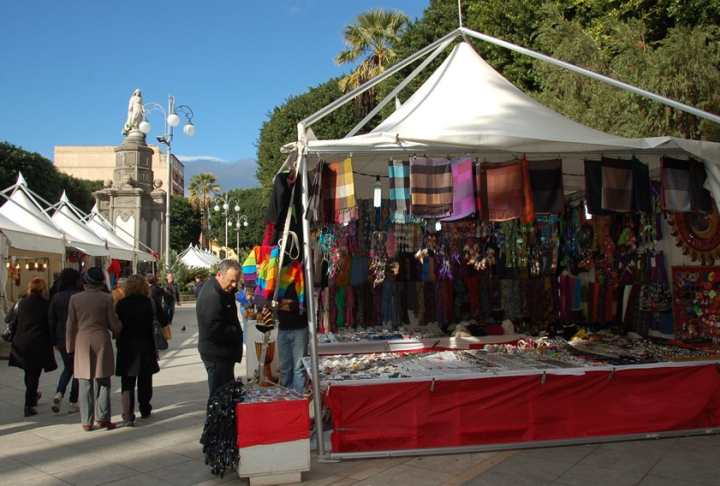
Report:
236,224,240,260
297,123,325,458
224,210,228,258
165,95,175,269
459,27,720,126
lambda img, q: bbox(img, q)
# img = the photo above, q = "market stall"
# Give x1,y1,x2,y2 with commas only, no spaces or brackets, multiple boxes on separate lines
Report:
178,243,219,269
271,28,720,459
51,192,110,269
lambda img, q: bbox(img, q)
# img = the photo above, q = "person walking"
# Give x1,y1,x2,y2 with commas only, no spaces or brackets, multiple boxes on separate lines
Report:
193,275,205,298
9,278,57,416
197,259,243,397
48,268,83,414
148,275,169,329
66,267,122,431
115,275,160,425
163,272,180,325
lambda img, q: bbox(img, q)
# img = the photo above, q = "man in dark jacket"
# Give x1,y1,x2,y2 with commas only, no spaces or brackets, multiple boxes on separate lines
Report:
148,275,169,327
196,259,243,397
162,272,181,325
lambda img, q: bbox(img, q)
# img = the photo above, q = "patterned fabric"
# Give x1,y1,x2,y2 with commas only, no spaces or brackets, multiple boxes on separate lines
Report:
388,160,412,223
601,158,633,212
277,261,305,312
322,158,358,225
257,246,280,301
661,157,691,211
305,162,323,224
443,158,476,221
479,159,534,223
528,159,564,214
241,248,258,285
410,157,453,218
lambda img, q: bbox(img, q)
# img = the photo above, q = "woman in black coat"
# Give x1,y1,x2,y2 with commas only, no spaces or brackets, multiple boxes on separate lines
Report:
9,277,57,416
115,274,160,425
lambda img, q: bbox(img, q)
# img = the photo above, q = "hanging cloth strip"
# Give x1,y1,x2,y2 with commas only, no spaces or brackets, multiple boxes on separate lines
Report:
477,158,534,223
410,157,453,218
442,157,477,221
600,157,633,212
322,158,358,225
388,160,413,223
528,159,564,214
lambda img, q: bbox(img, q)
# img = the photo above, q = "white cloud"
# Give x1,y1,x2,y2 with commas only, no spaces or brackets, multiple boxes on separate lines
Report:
175,155,227,163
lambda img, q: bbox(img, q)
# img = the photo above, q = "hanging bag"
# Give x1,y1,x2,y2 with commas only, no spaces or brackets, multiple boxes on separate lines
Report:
151,294,168,351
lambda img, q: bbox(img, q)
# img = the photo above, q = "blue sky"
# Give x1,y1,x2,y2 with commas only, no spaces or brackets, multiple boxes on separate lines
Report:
1,0,428,170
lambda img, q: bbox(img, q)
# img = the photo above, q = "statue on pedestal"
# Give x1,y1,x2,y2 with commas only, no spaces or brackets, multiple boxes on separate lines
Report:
122,88,145,136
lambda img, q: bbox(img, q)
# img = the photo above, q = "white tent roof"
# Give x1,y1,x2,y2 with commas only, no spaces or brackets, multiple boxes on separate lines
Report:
0,174,66,254
51,192,110,257
306,42,720,196
85,205,155,262
178,244,217,269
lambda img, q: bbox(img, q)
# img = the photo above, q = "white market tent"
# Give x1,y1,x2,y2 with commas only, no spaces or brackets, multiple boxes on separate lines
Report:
0,174,66,255
51,192,110,257
288,27,720,459
85,205,155,263
178,244,218,269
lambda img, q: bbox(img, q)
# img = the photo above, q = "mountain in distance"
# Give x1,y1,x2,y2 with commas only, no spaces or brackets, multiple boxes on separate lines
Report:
178,156,258,194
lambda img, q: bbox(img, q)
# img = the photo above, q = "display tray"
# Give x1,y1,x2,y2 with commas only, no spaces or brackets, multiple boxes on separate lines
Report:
317,334,526,355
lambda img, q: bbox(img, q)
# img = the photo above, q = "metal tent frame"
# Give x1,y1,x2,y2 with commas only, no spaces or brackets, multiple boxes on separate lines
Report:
292,27,720,461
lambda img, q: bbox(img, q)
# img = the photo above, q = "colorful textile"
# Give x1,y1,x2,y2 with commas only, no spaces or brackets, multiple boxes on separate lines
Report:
323,158,358,225
601,158,633,212
528,159,564,214
257,247,280,301
410,157,453,218
479,159,534,223
661,157,692,212
242,248,258,285
277,261,305,312
443,158,476,221
388,160,412,223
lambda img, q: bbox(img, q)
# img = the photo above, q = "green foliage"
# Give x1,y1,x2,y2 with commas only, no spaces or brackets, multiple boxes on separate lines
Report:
255,78,358,189
208,187,267,252
169,196,201,252
0,141,101,213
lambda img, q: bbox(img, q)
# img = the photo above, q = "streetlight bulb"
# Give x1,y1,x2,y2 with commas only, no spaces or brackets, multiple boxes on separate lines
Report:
214,204,220,212
167,113,180,127
236,221,241,228
139,120,151,134
183,123,196,137
435,221,442,232
243,220,248,227
222,203,229,211
234,205,240,213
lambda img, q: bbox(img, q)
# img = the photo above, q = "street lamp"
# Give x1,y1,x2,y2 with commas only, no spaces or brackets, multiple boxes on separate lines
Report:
214,197,242,259
141,95,196,268
235,214,249,259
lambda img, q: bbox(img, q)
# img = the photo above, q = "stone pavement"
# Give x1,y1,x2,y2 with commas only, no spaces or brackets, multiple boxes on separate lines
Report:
1,303,719,486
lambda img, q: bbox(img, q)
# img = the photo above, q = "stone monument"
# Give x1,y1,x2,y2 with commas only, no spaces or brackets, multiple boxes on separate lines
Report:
94,89,166,259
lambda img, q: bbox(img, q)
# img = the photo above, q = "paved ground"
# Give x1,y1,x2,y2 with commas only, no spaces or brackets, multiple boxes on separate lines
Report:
1,304,719,486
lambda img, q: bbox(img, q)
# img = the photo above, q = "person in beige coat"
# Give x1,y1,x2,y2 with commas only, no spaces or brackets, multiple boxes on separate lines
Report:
66,267,122,431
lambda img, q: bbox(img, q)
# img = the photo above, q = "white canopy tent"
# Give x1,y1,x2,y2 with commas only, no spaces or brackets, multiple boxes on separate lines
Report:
289,27,720,459
85,205,155,263
51,192,110,257
0,174,66,255
178,244,218,269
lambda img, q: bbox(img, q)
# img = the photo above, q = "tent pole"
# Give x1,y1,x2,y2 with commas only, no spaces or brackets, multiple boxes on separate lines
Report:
297,123,327,459
346,36,456,138
460,27,720,126
302,29,462,129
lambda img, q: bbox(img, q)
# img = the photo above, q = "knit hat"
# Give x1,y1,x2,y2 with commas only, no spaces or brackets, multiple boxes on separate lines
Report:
84,267,105,286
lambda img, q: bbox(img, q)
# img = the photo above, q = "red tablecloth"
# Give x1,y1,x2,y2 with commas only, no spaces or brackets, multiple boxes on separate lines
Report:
236,399,309,448
325,364,720,453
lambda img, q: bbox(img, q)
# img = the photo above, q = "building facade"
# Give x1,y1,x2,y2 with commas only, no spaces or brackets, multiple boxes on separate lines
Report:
54,145,184,196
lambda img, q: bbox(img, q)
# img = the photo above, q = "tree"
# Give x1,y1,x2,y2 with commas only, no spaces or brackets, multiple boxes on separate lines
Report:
169,196,201,252
187,173,220,248
336,9,409,116
255,78,359,189
0,141,102,213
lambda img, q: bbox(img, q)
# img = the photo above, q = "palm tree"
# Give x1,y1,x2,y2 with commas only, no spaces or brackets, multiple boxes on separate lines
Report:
335,9,409,115
188,173,220,249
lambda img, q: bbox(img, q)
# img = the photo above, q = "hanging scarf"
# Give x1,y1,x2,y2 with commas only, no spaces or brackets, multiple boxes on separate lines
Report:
443,157,476,221
388,160,412,223
322,158,358,225
478,158,534,223
410,157,453,218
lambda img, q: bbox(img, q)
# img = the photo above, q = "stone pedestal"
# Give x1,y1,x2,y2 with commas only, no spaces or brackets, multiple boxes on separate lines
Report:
94,130,166,258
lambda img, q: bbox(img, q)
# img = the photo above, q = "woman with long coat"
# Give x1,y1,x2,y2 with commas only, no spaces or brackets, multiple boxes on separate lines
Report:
115,275,160,425
9,278,57,416
66,267,122,431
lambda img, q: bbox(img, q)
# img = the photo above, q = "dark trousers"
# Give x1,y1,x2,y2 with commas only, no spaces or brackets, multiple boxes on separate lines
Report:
203,360,235,397
24,368,42,408
121,374,153,419
164,303,176,325
56,350,79,403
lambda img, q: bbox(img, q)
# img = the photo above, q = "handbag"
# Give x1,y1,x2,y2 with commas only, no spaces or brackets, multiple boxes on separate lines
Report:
150,296,168,351
162,325,172,341
2,300,21,343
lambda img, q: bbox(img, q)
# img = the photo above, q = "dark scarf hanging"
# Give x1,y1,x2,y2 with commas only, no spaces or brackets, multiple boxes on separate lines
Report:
200,380,245,478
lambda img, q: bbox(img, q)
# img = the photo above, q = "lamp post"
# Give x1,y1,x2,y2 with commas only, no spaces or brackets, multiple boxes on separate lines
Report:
140,95,195,269
235,214,249,260
214,197,241,259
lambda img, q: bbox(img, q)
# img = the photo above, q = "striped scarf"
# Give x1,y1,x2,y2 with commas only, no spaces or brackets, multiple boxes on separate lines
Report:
410,157,453,218
388,160,412,223
323,158,358,225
